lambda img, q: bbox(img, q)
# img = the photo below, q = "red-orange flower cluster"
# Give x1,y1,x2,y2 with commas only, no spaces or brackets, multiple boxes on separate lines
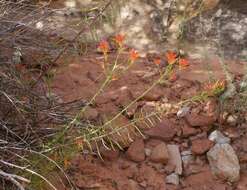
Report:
164,50,190,68
99,40,109,54
166,51,177,64
114,34,125,47
129,49,139,62
154,58,161,65
179,58,189,68
64,158,69,169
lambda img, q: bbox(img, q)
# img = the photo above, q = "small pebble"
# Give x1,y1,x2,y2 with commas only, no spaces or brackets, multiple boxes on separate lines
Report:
226,115,238,126
177,106,190,118
145,148,152,157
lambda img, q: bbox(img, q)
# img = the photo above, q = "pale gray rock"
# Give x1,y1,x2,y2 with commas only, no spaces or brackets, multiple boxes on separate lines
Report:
144,148,152,157
208,130,230,144
181,150,195,166
167,145,182,175
207,143,240,183
184,0,247,60
166,173,179,186
177,106,190,118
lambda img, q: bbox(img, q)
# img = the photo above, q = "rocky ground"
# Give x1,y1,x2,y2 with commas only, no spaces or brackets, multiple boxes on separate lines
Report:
45,0,247,60
50,48,247,190
1,1,246,190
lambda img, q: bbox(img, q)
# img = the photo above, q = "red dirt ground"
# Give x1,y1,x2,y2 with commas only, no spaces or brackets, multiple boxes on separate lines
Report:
50,49,246,190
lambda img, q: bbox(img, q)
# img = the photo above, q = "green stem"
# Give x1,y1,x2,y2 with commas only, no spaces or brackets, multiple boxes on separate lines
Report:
51,50,123,145
91,64,174,134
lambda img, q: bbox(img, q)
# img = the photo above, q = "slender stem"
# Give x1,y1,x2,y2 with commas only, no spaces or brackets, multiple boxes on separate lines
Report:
51,48,123,144
92,64,174,134
84,80,210,142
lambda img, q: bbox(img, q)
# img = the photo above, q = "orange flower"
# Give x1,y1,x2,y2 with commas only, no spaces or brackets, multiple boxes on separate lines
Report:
129,49,139,62
179,58,189,67
99,40,109,54
166,51,177,64
154,58,161,65
112,75,118,81
64,158,69,169
114,34,125,47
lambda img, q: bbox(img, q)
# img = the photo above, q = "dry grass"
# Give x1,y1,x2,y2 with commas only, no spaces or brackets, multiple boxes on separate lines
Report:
0,0,108,189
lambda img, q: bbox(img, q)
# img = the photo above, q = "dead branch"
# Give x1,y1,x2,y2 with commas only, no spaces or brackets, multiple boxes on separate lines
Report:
0,169,30,190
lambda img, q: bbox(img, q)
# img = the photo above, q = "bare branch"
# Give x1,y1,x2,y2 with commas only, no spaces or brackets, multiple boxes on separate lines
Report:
0,169,30,190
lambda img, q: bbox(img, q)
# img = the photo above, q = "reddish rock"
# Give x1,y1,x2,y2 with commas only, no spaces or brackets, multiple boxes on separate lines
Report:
126,102,140,117
180,85,200,99
142,87,164,101
107,115,138,148
137,164,167,189
100,147,119,161
128,179,141,190
183,164,205,177
182,168,229,190
145,139,164,148
181,124,199,137
200,125,214,132
97,102,119,116
126,139,145,162
191,139,214,155
121,162,139,178
144,119,177,141
189,132,207,141
186,113,216,127
114,87,134,107
95,93,112,105
204,98,219,117
150,142,170,164
224,127,239,139
239,153,247,163
240,138,247,152
83,107,99,120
